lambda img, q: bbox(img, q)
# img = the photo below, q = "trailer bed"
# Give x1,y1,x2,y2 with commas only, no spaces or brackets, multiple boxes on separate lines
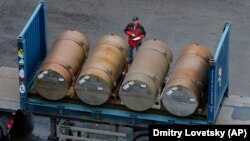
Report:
1,66,250,125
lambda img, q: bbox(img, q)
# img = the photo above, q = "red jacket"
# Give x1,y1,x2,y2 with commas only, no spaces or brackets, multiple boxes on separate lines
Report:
124,23,146,47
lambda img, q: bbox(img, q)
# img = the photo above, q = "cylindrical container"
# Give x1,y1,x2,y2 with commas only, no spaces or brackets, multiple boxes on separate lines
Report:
75,34,129,106
34,30,89,100
162,44,213,117
119,39,173,111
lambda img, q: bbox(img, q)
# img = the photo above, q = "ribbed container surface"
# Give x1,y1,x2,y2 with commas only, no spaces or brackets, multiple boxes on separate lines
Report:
75,34,129,106
162,44,213,117
119,39,173,111
34,30,89,100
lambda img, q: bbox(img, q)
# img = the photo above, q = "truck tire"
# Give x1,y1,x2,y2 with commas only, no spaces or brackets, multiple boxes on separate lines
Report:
0,128,3,140
131,130,149,141
11,110,34,138
0,128,11,141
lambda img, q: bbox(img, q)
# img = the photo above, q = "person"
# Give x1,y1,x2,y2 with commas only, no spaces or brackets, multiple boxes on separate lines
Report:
124,16,146,63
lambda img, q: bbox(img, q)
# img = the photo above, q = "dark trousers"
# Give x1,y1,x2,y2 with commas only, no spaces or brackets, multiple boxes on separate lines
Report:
129,46,139,62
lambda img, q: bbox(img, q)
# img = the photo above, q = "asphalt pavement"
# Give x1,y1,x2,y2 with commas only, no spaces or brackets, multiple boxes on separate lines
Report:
0,0,250,140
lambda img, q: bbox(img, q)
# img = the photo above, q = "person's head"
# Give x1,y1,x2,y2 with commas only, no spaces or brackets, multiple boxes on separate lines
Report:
132,16,139,25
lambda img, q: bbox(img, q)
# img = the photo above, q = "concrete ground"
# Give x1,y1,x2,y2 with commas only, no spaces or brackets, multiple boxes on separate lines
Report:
0,0,250,140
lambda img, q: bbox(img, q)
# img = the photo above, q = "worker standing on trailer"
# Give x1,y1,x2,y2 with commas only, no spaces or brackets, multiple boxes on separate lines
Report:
124,16,146,64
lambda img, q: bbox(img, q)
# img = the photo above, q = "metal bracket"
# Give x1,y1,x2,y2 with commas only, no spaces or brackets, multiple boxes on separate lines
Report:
56,124,126,141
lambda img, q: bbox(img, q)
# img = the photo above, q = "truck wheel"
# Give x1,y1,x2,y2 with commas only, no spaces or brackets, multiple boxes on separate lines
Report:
4,133,11,141
131,130,149,141
11,110,34,138
0,128,3,140
0,128,11,141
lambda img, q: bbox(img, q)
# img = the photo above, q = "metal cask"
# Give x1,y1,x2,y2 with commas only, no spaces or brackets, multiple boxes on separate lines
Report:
75,34,129,105
119,39,173,111
162,44,213,117
34,30,89,100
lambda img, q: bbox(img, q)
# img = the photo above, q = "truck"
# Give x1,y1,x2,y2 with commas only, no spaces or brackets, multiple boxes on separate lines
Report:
0,68,16,141
0,1,249,141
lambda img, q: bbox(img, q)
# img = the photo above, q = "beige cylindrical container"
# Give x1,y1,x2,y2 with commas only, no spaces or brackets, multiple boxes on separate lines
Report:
119,39,173,111
75,34,129,106
162,44,213,117
34,30,89,100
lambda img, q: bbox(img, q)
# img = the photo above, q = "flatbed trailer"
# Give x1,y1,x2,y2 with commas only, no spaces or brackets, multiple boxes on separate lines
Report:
1,1,250,141
17,1,230,140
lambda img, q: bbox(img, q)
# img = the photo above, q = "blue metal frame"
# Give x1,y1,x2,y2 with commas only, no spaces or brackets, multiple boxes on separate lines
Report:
17,0,47,109
17,1,230,125
208,22,231,123
27,98,207,125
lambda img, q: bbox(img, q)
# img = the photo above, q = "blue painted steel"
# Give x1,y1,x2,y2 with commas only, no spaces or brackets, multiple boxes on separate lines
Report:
17,1,47,109
27,98,207,125
18,1,47,88
18,0,230,125
208,22,231,123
